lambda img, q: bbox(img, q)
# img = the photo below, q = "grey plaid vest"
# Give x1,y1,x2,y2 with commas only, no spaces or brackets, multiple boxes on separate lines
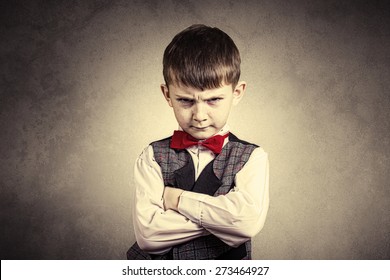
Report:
127,133,258,260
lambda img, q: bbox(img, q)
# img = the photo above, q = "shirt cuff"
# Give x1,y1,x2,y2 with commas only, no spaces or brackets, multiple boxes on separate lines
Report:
177,191,206,225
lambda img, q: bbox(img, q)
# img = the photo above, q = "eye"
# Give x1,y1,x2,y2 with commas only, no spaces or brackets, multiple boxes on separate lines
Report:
207,98,223,105
177,98,194,106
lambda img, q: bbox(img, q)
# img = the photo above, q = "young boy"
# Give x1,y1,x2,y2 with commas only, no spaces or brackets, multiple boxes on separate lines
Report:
127,24,269,260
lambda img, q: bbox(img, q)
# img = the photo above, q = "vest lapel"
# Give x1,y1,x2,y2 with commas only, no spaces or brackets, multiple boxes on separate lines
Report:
173,151,223,195
173,153,195,191
191,160,222,195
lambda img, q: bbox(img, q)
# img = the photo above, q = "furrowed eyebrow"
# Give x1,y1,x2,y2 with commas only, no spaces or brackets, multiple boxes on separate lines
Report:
175,95,195,100
173,91,226,101
205,95,224,101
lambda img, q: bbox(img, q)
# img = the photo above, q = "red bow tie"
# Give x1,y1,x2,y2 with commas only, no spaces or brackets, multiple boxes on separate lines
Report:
170,130,229,154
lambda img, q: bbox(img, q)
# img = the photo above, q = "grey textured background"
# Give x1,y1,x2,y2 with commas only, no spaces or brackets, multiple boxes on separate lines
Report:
1,0,389,259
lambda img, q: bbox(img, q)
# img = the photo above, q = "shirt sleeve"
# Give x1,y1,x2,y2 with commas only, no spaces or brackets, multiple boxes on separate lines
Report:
133,145,208,255
177,147,270,247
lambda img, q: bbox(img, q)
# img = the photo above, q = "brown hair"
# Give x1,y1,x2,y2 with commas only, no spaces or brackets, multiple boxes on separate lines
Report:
163,24,241,90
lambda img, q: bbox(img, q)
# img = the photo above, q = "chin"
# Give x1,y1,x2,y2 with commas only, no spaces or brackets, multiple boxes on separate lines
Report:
188,130,215,140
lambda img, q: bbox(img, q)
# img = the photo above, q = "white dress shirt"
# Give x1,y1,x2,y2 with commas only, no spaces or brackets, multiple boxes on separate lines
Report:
133,127,269,255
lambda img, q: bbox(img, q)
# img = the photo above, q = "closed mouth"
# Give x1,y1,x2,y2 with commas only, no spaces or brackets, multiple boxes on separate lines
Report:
192,126,208,130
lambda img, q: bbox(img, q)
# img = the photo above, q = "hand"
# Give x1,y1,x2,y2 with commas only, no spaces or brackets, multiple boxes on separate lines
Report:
163,186,184,211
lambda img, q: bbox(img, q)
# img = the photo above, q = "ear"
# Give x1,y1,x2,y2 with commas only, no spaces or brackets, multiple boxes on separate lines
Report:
232,81,246,106
161,84,173,107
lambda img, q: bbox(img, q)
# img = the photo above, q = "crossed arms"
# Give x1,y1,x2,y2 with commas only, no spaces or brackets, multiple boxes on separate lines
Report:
133,145,269,255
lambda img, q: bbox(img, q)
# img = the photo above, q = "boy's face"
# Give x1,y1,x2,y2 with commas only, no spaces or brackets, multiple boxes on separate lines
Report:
161,82,246,140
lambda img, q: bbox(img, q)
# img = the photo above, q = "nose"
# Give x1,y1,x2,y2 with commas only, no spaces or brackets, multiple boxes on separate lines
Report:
193,103,207,123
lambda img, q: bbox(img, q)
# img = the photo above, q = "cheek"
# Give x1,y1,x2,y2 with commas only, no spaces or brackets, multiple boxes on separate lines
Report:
173,107,190,122
214,108,231,126
214,105,230,119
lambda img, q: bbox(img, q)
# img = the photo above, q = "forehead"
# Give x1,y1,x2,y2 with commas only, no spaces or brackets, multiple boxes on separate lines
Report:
169,83,233,97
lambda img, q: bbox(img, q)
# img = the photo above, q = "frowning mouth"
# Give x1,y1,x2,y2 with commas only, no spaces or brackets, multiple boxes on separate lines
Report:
191,126,208,130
